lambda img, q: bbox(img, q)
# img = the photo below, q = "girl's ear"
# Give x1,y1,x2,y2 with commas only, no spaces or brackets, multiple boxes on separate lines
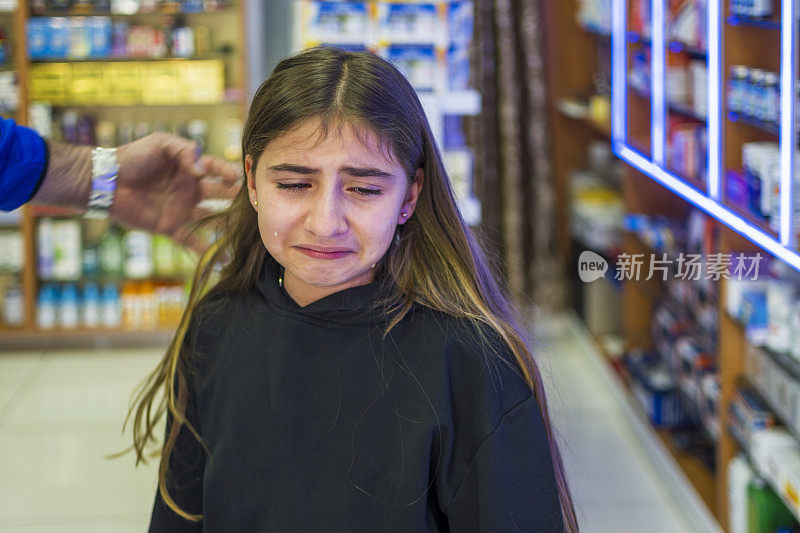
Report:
245,154,259,209
245,154,255,194
399,168,424,224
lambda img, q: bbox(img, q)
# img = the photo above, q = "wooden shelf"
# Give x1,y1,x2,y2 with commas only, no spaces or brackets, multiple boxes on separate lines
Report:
30,55,232,63
4,0,247,340
0,327,174,350
29,7,235,17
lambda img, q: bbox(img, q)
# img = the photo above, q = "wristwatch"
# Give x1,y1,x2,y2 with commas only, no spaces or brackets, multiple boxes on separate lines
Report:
85,147,119,219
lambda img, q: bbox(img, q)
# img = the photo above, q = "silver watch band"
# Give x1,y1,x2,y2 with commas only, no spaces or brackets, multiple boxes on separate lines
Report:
85,147,119,220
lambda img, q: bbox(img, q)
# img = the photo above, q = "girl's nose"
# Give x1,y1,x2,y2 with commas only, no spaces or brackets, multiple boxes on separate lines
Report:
304,192,348,238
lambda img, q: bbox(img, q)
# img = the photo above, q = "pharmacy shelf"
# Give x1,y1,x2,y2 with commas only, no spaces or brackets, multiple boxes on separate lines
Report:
0,327,174,350
730,428,800,524
745,341,800,396
45,93,245,108
727,15,781,30
30,55,231,63
30,7,235,17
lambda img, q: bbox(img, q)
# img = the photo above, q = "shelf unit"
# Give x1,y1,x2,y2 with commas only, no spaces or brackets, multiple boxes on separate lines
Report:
0,1,248,343
545,1,800,530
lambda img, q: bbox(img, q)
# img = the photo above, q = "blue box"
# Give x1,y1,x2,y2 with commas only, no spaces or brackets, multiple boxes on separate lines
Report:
89,17,111,58
27,18,49,60
48,18,71,59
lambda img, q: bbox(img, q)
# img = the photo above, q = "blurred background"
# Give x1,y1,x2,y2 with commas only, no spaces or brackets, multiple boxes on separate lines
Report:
3,0,800,532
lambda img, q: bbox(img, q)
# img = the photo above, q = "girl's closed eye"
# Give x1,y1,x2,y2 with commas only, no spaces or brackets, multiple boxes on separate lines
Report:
275,183,382,196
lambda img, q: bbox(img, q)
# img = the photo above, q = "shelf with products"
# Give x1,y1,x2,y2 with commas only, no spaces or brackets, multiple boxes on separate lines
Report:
30,5,234,17
725,381,800,527
0,0,248,338
591,0,800,526
292,0,482,226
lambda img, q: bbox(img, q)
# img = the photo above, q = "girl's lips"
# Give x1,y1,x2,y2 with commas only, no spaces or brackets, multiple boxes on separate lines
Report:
296,247,352,260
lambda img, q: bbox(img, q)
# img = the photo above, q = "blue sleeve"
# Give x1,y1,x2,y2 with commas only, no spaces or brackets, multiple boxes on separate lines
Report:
0,115,49,211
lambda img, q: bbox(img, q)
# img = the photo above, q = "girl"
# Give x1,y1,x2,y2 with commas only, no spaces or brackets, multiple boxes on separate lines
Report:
126,46,578,532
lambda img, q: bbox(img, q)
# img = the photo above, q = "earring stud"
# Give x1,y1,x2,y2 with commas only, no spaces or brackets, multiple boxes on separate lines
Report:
254,199,258,206
401,212,407,217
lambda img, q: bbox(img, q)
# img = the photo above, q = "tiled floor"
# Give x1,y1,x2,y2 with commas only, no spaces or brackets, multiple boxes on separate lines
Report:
0,313,719,532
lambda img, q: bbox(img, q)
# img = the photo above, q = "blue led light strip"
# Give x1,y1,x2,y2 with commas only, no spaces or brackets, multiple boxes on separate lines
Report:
707,0,722,200
780,0,797,247
651,0,666,165
611,0,800,273
611,0,627,144
617,144,800,271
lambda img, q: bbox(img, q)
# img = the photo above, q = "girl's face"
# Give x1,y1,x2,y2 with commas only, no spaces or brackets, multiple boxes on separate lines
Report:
245,118,422,307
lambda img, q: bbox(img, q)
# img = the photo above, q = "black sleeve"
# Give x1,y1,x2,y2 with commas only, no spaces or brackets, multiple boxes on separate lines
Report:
442,395,564,532
147,362,206,532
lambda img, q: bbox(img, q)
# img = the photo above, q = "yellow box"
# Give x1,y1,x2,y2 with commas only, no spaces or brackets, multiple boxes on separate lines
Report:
70,63,105,105
29,63,71,105
141,62,179,105
103,63,143,105
179,60,224,104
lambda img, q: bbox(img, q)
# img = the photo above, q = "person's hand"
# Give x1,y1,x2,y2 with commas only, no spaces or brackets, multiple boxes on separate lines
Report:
113,132,241,254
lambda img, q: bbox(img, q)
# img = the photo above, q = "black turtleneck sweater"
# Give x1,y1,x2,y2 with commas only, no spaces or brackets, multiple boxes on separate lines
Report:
147,257,563,532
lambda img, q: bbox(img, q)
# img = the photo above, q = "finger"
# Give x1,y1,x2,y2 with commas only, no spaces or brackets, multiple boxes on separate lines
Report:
161,134,203,175
199,155,242,184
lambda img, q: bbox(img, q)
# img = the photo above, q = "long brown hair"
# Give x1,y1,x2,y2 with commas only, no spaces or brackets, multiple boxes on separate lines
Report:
120,46,578,531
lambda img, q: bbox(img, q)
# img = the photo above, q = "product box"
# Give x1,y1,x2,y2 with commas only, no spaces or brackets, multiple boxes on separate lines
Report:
89,16,112,58
29,63,71,105
626,352,689,428
750,428,796,478
141,62,179,104
443,149,473,202
376,2,445,46
103,62,142,104
447,1,473,47
380,43,445,92
742,141,778,219
69,17,91,59
302,1,372,45
447,44,470,91
27,18,49,59
70,63,104,105
48,18,71,59
0,71,17,114
741,283,768,345
179,60,224,103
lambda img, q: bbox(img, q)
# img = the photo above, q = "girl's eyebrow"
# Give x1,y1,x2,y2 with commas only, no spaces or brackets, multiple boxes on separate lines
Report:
268,163,395,179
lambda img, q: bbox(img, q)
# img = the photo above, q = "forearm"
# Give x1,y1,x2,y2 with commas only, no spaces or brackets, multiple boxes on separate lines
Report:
29,140,92,210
